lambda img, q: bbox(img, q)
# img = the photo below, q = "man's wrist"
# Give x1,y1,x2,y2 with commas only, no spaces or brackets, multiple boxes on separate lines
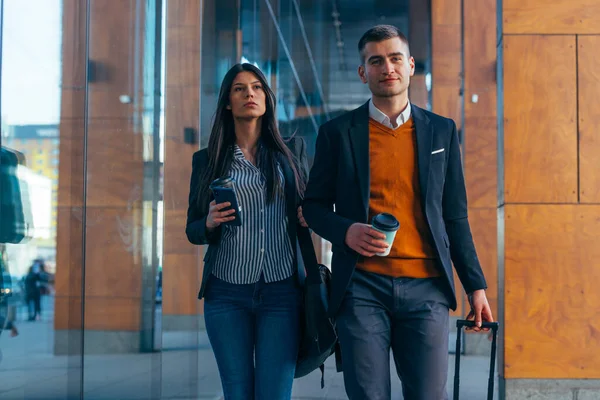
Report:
467,288,485,296
467,289,486,306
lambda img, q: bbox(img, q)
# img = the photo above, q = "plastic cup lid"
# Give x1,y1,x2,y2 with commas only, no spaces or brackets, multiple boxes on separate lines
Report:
372,213,400,232
210,176,234,188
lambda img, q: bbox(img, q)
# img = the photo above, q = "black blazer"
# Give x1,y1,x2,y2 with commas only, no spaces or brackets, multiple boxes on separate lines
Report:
186,138,309,299
302,102,487,317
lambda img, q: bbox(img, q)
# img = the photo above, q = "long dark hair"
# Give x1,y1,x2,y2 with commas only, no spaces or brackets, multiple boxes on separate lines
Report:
196,63,306,211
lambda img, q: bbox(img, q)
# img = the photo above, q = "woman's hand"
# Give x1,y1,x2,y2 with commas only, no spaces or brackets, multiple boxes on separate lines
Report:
206,200,236,230
297,206,308,228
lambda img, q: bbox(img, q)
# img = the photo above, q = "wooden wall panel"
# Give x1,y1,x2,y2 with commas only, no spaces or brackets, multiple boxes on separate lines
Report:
163,210,194,254
55,208,83,301
61,0,87,88
460,0,498,327
432,0,463,317
85,120,144,208
60,90,86,120
409,74,428,110
504,0,600,35
578,36,600,204
166,0,202,28
432,0,461,24
83,207,143,298
162,254,202,316
55,0,87,333
56,297,141,331
432,86,462,131
57,0,149,334
469,209,498,319
162,0,203,320
408,0,430,110
83,0,145,332
504,35,578,204
56,119,85,207
409,0,430,64
463,118,497,207
83,297,141,331
88,0,141,92
504,205,600,378
431,0,462,127
54,296,82,330
165,28,201,88
492,0,600,387
463,0,497,209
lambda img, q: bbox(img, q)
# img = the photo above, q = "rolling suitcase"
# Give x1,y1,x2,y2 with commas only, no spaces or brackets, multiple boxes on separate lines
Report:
453,320,499,400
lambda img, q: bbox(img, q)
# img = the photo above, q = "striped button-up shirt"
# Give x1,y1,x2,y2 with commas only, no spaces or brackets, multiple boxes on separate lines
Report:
211,145,294,284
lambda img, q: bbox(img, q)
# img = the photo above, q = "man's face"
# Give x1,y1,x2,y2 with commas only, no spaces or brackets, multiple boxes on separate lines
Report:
358,37,415,98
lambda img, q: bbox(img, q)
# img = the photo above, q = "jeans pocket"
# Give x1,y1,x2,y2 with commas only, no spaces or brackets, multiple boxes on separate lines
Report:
204,275,236,302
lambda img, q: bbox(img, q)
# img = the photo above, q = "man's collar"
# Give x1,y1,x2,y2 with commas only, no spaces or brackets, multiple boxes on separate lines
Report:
368,99,411,128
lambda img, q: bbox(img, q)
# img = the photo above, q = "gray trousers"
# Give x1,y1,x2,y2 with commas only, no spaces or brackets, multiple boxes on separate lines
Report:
336,269,450,400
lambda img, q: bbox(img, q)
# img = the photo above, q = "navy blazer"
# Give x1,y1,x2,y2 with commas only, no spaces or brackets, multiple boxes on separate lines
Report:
186,138,308,299
302,102,487,317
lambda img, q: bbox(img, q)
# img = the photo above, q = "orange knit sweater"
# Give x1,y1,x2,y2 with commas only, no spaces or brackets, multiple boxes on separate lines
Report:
356,117,441,278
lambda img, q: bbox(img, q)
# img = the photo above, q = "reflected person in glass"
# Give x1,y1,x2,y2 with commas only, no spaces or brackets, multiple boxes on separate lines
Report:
185,63,309,400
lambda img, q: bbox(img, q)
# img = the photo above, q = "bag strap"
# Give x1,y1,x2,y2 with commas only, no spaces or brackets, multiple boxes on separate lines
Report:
297,227,321,284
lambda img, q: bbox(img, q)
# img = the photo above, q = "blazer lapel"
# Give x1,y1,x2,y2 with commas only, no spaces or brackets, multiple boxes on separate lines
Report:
412,105,433,206
348,102,371,222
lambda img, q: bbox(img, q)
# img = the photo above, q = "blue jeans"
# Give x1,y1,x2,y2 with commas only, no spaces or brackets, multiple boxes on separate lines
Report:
204,274,302,400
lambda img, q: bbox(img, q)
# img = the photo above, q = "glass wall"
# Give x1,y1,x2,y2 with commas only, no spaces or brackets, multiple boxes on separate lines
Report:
0,1,430,398
200,0,430,160
0,0,83,398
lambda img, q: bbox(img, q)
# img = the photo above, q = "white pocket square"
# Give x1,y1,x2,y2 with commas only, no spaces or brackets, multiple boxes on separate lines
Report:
431,148,445,155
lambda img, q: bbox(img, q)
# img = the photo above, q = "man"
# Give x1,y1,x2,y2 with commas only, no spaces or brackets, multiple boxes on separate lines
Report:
303,25,493,400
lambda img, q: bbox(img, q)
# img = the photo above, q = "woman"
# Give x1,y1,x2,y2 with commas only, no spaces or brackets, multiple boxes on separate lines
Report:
186,63,309,400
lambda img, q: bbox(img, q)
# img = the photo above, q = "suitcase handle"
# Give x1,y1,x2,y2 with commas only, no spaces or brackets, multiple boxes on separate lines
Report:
456,320,499,330
453,319,499,400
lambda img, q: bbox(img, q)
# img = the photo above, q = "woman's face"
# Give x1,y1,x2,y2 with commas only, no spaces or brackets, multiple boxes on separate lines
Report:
227,71,267,119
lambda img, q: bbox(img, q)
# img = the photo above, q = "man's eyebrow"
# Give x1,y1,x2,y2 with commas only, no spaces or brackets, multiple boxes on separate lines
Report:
367,52,405,63
387,52,405,58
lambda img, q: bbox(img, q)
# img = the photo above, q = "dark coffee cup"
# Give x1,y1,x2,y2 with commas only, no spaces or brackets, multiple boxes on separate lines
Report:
371,213,400,256
209,176,242,226
209,176,235,190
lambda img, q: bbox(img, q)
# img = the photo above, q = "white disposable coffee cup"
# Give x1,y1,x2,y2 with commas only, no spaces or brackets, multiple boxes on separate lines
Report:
371,213,400,257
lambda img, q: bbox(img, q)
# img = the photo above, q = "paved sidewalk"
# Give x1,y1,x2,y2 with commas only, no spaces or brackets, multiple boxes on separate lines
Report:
0,321,497,399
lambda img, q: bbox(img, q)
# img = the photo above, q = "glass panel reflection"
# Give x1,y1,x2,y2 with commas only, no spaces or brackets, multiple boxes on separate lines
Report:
80,0,163,398
0,0,83,399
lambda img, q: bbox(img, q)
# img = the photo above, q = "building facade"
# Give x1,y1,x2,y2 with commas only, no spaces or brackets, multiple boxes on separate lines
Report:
1,0,598,399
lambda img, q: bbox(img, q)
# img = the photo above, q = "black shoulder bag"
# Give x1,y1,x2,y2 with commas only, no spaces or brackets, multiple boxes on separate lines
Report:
294,226,338,388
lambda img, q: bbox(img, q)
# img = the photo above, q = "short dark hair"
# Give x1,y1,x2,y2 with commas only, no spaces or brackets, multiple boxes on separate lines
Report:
358,25,410,63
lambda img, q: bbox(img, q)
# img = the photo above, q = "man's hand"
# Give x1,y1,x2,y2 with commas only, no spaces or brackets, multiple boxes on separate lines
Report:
465,289,494,332
344,223,389,257
297,206,308,228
